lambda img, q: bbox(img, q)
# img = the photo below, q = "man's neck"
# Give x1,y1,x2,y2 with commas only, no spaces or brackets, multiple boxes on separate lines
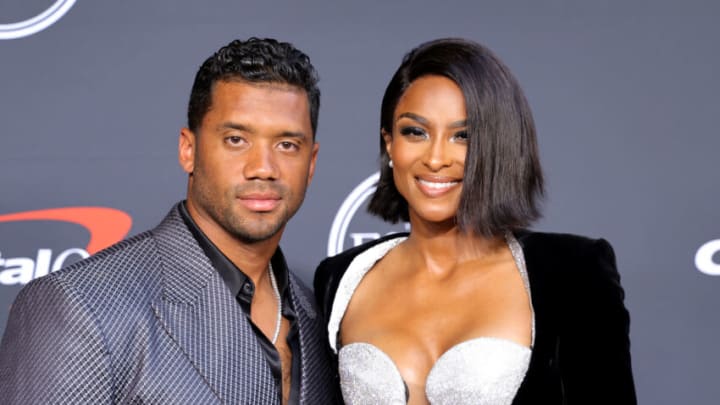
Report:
184,202,283,286
219,236,281,283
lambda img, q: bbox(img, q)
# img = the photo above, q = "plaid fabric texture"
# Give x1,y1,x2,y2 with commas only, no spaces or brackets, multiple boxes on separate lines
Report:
0,204,338,404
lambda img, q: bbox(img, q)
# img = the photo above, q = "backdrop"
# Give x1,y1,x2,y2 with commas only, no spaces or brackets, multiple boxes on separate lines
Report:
1,1,718,403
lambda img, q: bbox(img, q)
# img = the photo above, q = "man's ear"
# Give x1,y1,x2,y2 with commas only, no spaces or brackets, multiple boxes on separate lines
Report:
179,127,196,174
306,142,319,185
382,130,393,161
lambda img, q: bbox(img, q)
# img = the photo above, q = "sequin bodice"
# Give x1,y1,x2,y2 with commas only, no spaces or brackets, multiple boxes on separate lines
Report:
328,234,534,405
340,338,531,405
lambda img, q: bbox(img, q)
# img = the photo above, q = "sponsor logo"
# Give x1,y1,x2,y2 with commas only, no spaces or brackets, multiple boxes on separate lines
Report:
328,172,409,256
696,239,720,276
0,0,77,40
0,207,132,285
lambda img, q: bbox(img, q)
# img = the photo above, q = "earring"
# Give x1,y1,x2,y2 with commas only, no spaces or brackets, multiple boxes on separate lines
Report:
388,159,394,168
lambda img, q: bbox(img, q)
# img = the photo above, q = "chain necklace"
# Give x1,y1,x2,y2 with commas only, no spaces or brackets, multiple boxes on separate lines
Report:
268,262,282,345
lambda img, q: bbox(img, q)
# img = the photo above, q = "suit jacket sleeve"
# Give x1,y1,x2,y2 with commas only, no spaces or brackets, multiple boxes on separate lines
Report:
0,274,113,403
560,238,637,404
314,257,336,329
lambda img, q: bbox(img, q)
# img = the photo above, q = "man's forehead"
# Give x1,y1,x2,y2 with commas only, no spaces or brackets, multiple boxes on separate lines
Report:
214,78,306,95
204,79,310,116
202,79,312,135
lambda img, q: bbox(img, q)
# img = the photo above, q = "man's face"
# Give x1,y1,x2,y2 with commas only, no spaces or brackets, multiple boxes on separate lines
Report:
179,80,318,244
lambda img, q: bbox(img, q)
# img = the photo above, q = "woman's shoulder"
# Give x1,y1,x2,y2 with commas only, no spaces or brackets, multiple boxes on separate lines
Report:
316,232,409,276
515,230,615,263
515,230,620,290
516,229,611,249
313,232,408,318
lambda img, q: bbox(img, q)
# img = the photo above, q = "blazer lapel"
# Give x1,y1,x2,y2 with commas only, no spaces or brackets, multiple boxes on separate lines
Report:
288,272,336,404
512,231,563,404
150,206,276,404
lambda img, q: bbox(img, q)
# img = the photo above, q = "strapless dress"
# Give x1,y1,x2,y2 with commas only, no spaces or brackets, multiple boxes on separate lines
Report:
327,234,534,405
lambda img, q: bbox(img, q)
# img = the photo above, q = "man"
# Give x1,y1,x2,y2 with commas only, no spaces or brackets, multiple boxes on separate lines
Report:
0,38,337,404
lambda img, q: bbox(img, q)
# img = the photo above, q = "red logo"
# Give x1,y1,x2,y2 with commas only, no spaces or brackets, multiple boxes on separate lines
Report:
0,207,132,285
0,207,132,254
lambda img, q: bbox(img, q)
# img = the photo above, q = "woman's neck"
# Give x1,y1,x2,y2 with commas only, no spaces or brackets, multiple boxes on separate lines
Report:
403,219,505,276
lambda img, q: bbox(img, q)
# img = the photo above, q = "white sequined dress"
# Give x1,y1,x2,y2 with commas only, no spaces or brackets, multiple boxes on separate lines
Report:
327,234,534,405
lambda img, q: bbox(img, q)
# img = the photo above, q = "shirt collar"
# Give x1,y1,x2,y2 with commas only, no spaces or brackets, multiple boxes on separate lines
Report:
178,201,290,301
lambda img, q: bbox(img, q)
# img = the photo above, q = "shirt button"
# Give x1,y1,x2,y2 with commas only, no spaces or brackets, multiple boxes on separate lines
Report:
242,282,254,294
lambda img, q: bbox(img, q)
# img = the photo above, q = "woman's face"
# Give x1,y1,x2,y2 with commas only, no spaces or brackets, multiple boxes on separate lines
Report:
384,75,468,227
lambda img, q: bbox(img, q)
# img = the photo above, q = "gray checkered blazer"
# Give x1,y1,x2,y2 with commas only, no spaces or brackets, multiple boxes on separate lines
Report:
0,204,338,404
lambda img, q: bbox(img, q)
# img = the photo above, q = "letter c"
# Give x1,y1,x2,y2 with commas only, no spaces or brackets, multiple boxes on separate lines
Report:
695,239,720,276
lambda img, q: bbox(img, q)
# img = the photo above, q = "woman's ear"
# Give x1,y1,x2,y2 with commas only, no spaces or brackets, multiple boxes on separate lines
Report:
382,129,393,160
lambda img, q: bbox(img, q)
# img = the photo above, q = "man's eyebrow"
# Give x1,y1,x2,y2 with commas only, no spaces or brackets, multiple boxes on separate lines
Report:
218,122,310,140
219,122,254,133
278,131,310,140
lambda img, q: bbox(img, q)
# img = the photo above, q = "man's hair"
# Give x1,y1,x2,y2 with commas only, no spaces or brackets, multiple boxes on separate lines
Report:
368,38,544,237
187,37,320,135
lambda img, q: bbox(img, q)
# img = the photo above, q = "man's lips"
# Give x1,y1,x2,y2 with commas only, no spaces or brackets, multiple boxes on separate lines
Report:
238,192,281,212
415,175,461,197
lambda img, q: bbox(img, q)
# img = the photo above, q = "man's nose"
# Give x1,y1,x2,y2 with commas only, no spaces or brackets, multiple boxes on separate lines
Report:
243,144,278,180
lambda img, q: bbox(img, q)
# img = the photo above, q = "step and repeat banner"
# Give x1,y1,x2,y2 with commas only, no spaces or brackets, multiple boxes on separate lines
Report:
1,1,718,403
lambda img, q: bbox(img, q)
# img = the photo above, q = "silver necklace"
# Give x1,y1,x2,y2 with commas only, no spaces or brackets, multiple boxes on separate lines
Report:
268,262,282,345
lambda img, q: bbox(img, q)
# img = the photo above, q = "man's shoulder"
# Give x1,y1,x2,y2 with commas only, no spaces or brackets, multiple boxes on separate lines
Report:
52,230,159,282
46,203,186,290
21,229,164,311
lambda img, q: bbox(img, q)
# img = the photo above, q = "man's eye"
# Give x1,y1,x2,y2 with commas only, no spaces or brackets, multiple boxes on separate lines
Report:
399,127,426,138
278,141,299,151
226,136,245,145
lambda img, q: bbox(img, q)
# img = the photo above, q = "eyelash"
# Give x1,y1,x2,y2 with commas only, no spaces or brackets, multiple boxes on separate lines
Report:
398,127,468,141
226,136,245,145
399,127,427,138
278,141,300,151
454,131,468,141
224,137,301,151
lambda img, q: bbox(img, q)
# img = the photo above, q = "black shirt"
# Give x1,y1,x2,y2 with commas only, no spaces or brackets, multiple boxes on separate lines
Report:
179,202,300,404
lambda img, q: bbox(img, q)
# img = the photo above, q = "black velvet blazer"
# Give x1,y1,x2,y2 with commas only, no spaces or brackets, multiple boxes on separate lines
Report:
314,231,637,405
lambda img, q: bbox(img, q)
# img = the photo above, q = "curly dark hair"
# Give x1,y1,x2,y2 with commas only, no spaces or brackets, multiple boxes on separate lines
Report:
187,37,320,136
368,38,544,237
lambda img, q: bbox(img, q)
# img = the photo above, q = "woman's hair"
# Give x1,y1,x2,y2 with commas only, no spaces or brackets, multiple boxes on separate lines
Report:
367,38,544,237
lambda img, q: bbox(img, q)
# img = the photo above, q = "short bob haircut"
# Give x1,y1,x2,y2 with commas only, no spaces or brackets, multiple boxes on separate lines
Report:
367,38,544,237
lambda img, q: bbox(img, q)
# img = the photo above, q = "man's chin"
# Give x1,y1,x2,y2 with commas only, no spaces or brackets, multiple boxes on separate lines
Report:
229,222,285,244
223,205,293,243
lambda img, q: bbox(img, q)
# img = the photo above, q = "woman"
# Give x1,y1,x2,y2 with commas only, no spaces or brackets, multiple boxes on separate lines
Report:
315,38,636,405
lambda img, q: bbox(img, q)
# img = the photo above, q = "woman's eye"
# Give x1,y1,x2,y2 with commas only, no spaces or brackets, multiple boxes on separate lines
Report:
399,127,426,137
453,130,468,141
